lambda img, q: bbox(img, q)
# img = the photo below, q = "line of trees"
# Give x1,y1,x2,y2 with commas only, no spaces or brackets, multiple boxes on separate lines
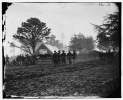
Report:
9,9,119,58
69,33,95,53
92,11,119,52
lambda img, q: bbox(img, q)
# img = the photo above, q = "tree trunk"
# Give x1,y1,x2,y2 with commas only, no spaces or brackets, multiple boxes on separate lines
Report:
32,46,35,65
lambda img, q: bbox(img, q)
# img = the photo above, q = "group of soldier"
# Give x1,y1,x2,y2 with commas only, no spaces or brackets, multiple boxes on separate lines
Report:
5,54,35,66
5,50,77,67
52,50,77,67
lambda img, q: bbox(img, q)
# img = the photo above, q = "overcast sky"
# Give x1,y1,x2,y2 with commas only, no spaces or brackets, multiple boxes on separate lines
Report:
3,3,118,56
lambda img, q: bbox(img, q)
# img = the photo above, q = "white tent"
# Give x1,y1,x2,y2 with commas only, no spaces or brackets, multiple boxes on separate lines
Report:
35,42,59,54
45,44,59,53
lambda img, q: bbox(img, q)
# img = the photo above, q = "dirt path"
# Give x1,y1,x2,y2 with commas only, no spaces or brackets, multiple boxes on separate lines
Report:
5,58,102,81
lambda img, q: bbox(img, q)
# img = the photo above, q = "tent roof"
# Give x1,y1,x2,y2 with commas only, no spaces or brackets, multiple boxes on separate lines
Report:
35,42,42,51
35,42,59,53
45,44,59,53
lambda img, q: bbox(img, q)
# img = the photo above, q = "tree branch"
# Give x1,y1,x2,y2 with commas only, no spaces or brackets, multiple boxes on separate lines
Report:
8,42,33,55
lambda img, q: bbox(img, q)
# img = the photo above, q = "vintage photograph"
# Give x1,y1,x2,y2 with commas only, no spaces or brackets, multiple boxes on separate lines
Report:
2,2,120,98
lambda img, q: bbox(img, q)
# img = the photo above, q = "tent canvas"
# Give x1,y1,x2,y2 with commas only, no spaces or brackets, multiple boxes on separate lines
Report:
35,42,59,54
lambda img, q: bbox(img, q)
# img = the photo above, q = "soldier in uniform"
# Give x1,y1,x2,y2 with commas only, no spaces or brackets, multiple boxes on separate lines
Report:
13,59,16,66
21,55,25,66
67,50,72,65
72,50,77,65
32,54,36,65
5,55,9,66
16,55,20,66
25,54,29,66
20,54,22,66
53,51,58,67
57,50,62,65
61,50,66,65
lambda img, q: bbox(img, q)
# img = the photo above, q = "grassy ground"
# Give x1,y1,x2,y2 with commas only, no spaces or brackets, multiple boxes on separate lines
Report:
4,58,120,98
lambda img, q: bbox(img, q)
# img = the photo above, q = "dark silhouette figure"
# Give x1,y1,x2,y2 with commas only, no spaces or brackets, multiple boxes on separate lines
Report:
72,50,77,65
57,50,62,65
61,50,66,65
53,51,58,67
25,54,30,66
67,50,72,65
5,55,9,66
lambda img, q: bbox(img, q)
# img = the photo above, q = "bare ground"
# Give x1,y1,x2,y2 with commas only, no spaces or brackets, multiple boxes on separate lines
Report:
4,58,120,98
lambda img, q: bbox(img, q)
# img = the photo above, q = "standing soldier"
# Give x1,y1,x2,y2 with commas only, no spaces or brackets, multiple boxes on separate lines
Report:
5,55,9,66
21,55,25,66
25,54,29,66
16,55,20,66
67,50,72,65
13,59,16,66
20,54,22,66
61,50,66,65
57,50,62,65
72,50,77,65
32,54,36,65
53,51,58,67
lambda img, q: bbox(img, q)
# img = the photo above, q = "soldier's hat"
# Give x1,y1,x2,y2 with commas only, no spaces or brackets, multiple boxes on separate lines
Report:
62,50,65,52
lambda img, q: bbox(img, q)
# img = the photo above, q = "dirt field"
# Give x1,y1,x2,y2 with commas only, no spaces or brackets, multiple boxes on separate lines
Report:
4,58,120,98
